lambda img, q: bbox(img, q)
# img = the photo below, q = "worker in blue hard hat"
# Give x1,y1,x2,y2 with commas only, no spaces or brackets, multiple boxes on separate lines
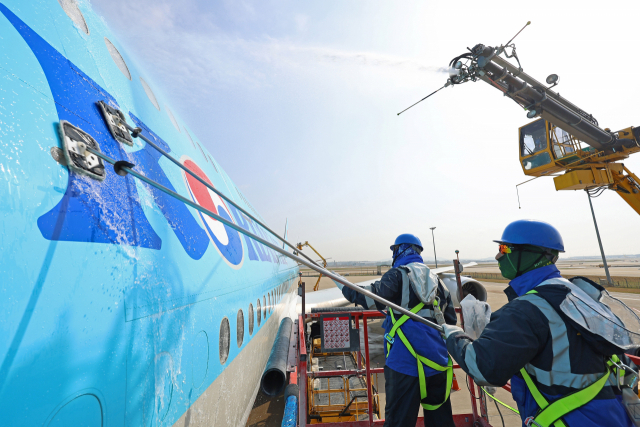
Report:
443,220,640,427
338,233,457,427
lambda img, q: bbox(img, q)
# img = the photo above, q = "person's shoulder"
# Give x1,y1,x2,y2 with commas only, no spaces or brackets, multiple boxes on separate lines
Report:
499,295,549,327
382,267,402,281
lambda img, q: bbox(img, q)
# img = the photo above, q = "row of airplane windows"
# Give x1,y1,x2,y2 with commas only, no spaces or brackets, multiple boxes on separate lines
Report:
219,279,293,365
58,1,221,174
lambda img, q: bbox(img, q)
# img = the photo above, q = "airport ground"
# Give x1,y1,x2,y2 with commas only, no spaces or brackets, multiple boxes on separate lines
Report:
246,269,640,427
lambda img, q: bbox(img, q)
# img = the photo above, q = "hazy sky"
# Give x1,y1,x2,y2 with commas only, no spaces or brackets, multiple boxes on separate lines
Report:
89,0,640,262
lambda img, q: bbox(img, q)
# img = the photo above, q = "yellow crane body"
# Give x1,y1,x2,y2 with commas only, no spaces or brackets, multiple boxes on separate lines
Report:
518,118,640,214
441,40,640,216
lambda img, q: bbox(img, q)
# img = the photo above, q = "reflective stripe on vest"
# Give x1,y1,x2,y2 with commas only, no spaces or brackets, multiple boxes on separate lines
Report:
518,290,602,389
519,288,620,427
520,356,615,427
364,294,376,309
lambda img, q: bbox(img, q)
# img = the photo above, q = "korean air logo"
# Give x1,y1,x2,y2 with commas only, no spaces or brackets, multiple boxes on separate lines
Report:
182,157,244,269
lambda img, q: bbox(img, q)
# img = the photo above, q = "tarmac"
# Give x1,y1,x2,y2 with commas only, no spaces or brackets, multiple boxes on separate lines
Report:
246,274,640,427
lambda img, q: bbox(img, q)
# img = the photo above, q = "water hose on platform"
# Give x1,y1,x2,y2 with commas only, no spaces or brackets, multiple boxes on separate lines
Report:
261,317,293,396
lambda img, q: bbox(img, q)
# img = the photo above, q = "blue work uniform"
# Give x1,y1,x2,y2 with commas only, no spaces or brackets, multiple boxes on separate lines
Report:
342,260,457,427
447,265,636,427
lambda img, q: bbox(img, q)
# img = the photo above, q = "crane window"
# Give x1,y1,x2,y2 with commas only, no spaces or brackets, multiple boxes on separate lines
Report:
522,152,552,170
521,120,547,157
551,127,576,159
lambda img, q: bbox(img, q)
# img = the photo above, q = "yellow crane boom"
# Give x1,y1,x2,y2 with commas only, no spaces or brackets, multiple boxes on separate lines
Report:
438,39,640,214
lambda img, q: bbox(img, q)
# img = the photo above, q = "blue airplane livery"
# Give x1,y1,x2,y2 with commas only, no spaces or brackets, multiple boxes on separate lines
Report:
0,1,301,425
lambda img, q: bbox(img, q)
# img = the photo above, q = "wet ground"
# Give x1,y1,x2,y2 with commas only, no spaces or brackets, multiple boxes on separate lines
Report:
246,279,640,427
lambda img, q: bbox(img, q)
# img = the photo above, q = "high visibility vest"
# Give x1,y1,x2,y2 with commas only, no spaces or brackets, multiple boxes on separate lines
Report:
384,267,453,411
518,287,626,427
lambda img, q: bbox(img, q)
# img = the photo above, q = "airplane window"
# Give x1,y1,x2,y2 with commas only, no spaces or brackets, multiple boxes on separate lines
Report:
520,119,547,157
166,107,181,133
58,0,89,35
268,293,271,313
219,317,230,365
248,303,255,335
185,129,197,150
104,38,131,80
263,296,267,318
256,299,261,326
237,309,244,348
140,77,160,110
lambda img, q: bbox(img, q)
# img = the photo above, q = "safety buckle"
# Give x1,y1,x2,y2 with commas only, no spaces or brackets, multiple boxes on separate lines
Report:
610,359,628,390
612,360,639,390
384,333,394,345
524,416,542,427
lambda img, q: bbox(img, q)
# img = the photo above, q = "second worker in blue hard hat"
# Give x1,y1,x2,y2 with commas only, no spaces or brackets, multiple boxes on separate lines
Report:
340,233,457,427
443,219,639,427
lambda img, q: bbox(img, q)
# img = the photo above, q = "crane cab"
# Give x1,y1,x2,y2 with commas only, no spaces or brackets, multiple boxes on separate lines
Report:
519,119,593,177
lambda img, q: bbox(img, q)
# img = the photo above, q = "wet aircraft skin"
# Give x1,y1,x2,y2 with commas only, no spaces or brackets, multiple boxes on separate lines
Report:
0,1,297,425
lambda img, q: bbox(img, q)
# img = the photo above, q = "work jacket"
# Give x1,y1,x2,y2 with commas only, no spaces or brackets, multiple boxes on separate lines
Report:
342,264,456,377
447,266,635,427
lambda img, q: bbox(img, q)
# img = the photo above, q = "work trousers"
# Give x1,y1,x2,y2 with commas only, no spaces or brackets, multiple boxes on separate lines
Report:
383,365,455,427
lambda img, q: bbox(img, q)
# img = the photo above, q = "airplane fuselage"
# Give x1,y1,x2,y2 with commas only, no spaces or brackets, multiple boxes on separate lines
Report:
0,1,297,425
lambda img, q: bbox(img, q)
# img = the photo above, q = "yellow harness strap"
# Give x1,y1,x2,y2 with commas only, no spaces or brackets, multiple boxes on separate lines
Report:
386,304,453,411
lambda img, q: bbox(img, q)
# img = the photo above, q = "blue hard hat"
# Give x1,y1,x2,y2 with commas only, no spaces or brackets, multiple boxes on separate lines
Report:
391,234,423,251
494,219,565,252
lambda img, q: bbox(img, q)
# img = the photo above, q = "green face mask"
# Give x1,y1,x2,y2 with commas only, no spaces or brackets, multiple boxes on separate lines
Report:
497,245,559,280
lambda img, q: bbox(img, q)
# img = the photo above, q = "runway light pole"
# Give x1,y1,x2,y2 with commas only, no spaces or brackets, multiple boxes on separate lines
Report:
430,227,438,268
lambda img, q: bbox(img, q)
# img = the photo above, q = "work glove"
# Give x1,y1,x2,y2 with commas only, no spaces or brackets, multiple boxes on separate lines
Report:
330,271,346,290
442,324,464,339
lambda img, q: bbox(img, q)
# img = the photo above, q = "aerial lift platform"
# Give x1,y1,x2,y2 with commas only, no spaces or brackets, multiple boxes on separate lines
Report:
284,283,507,427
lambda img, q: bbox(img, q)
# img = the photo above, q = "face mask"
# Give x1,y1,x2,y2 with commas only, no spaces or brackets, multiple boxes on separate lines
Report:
497,245,558,280
497,252,518,280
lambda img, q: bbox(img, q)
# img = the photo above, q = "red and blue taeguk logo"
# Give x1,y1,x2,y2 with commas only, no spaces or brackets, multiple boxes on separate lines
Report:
182,157,244,269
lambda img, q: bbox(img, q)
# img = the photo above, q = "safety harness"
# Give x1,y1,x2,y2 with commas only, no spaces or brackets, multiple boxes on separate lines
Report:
385,300,453,411
519,289,627,427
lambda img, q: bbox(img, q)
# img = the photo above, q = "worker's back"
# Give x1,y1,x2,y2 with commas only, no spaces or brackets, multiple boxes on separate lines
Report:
474,276,635,427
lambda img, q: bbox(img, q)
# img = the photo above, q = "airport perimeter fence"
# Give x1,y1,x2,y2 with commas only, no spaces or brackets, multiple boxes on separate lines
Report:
464,272,640,289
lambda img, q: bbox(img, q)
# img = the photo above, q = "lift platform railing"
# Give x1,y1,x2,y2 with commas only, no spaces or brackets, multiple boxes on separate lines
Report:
293,305,504,427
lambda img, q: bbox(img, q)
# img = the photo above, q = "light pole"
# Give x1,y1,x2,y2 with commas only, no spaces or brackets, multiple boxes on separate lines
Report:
586,191,612,285
430,227,438,268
